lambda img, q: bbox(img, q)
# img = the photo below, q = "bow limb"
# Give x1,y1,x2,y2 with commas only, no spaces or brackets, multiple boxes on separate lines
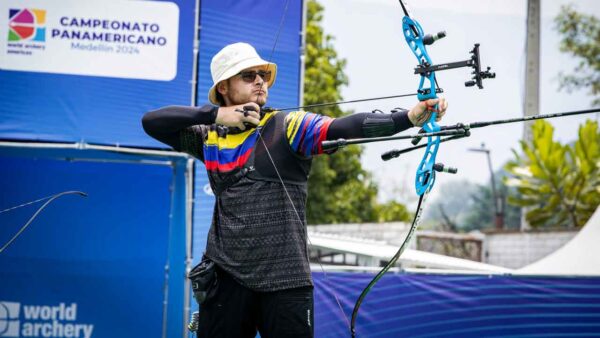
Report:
350,193,427,337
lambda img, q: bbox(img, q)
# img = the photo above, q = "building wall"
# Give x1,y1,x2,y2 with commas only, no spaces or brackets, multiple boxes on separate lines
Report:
484,230,578,269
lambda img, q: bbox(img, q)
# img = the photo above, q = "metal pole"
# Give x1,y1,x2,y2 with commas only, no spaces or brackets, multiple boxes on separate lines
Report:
183,158,195,337
484,148,503,229
299,0,308,107
468,143,504,229
522,0,541,231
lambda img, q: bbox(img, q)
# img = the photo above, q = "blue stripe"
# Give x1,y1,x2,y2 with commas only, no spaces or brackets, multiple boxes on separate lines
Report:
302,114,321,156
410,323,600,338
312,272,600,337
290,113,307,152
288,112,331,156
502,334,600,338
203,133,258,164
366,308,600,335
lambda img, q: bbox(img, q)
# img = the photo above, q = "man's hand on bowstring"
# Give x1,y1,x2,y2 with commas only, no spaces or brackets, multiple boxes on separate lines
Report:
408,98,448,127
216,102,261,130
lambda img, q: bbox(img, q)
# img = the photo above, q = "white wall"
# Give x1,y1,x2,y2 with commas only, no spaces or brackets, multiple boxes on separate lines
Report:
484,230,578,269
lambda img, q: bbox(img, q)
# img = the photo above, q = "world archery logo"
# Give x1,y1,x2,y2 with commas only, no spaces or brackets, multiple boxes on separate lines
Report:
8,9,46,42
0,302,20,337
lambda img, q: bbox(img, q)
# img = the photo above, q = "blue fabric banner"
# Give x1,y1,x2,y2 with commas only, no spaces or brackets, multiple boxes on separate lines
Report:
0,150,187,338
313,271,600,337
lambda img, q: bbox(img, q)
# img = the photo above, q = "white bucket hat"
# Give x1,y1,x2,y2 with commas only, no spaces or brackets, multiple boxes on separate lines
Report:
208,42,277,105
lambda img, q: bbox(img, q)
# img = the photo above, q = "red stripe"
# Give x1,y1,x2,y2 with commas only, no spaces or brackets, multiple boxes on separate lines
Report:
316,118,334,154
205,148,253,172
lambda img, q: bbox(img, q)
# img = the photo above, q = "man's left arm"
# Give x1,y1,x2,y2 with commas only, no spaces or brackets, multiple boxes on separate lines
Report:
285,98,448,156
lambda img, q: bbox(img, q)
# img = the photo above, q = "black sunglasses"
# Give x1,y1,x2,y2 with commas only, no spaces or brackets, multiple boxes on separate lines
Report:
237,70,272,83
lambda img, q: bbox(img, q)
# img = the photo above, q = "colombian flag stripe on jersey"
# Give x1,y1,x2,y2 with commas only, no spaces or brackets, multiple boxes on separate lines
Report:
203,112,275,172
316,118,334,153
287,111,304,141
286,111,335,157
204,147,253,171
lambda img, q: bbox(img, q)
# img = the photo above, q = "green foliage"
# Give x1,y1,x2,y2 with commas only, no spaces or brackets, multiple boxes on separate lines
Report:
304,0,410,224
304,0,347,118
374,200,411,223
555,5,600,105
504,120,600,228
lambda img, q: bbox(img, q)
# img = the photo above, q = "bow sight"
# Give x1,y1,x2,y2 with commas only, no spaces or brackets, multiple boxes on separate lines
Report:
413,43,496,92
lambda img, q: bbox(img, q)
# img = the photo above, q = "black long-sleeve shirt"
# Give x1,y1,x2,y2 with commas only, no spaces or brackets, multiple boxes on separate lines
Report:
142,105,413,291
142,104,412,151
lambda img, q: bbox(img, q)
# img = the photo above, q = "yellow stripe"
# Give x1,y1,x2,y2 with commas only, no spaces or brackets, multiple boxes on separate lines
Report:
206,111,277,150
286,111,306,141
285,112,300,139
206,129,252,149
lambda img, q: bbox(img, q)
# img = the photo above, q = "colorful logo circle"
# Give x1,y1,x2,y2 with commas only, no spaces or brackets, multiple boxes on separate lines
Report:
8,8,46,42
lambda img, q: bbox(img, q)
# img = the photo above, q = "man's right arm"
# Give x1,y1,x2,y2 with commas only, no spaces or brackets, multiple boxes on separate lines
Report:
142,104,219,150
142,103,262,149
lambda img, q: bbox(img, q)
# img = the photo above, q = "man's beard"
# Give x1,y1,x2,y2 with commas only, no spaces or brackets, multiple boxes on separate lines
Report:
252,94,267,107
228,93,266,107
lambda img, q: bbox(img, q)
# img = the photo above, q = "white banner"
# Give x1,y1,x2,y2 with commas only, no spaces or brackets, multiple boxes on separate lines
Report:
0,0,179,81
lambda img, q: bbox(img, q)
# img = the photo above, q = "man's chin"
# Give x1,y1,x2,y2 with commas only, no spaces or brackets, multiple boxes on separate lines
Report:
253,97,267,107
231,96,266,107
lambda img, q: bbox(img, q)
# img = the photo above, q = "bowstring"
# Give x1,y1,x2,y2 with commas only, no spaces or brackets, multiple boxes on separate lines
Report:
0,191,87,254
0,193,59,214
255,0,351,329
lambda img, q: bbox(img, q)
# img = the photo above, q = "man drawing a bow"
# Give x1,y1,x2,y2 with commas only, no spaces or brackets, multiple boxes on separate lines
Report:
142,42,447,337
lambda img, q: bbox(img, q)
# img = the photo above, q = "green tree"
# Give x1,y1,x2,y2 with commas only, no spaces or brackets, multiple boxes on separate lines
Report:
555,5,600,105
504,120,600,228
304,0,410,224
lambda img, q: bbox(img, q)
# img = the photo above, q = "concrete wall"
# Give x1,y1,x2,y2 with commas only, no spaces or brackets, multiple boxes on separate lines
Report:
483,230,578,269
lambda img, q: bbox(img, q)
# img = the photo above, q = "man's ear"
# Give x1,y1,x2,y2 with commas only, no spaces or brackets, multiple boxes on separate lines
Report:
216,81,228,96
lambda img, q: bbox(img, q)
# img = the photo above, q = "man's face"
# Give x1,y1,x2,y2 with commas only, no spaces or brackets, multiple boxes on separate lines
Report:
217,65,270,107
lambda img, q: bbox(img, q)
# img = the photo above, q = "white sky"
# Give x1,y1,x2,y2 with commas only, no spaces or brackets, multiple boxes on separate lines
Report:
318,0,600,205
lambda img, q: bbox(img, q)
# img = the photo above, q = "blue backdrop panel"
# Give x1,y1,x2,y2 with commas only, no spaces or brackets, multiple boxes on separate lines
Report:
191,163,214,265
0,153,176,337
313,272,600,337
0,0,196,148
188,162,214,326
196,0,303,109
